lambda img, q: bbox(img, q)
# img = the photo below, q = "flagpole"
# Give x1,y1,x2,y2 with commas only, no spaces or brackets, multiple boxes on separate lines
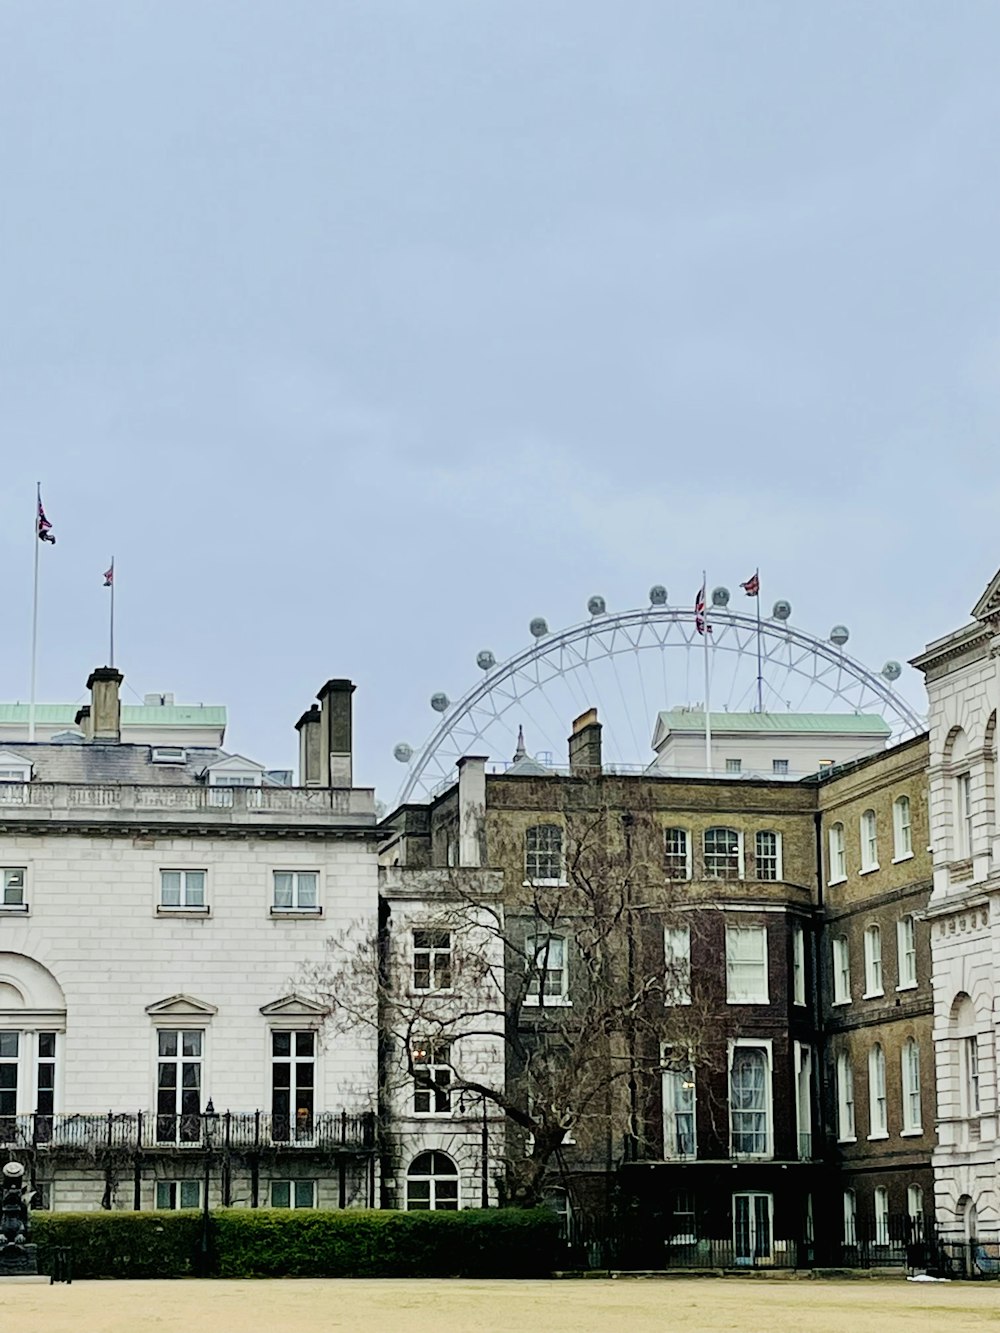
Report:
703,568,713,775
29,484,41,742
109,557,115,666
754,568,763,714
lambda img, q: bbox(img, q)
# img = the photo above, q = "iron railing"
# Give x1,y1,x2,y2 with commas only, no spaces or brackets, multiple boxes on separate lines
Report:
0,1110,376,1152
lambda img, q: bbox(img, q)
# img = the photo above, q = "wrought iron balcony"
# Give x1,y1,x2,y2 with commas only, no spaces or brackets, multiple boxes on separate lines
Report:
0,1110,376,1153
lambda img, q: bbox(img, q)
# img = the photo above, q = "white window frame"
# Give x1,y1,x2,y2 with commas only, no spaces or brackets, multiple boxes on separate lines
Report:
868,1043,888,1139
725,758,742,775
412,929,453,993
270,1029,316,1143
843,1189,857,1245
860,810,878,873
874,1186,890,1246
791,922,806,1007
154,1028,205,1145
828,822,846,883
863,924,883,998
892,795,913,861
271,870,320,915
663,827,691,880
772,759,789,776
956,772,973,858
0,1029,61,1120
155,1179,202,1210
794,1042,812,1161
663,925,691,1006
270,1179,317,1209
907,1184,924,1230
705,827,743,880
406,1151,460,1211
661,1048,696,1161
0,867,28,915
754,830,782,882
725,925,769,1004
832,935,851,1005
159,868,207,912
524,824,565,886
525,934,569,1006
836,1051,855,1142
896,915,917,990
963,1035,980,1117
901,1037,921,1134
728,1038,773,1159
412,1039,452,1116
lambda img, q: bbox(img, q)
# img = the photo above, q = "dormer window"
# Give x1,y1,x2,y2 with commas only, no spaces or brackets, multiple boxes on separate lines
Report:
151,747,187,765
0,752,32,802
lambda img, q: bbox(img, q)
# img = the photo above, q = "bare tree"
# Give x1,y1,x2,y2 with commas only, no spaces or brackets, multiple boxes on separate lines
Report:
299,796,717,1209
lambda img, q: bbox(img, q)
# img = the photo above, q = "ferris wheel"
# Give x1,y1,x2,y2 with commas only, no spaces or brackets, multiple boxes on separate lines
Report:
392,585,924,805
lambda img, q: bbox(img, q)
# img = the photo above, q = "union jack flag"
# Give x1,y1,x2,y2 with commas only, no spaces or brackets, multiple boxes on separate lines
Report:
694,584,711,635
37,493,55,544
741,572,759,597
103,565,114,587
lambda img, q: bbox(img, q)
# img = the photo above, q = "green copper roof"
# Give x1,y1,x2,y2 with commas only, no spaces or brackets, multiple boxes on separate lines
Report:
656,711,891,736
0,704,226,727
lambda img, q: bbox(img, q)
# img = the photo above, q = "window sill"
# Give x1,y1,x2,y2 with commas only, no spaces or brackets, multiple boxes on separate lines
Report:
827,875,847,887
837,1136,857,1145
900,1127,924,1138
867,1132,889,1142
891,852,914,865
270,907,323,919
524,997,572,1008
792,999,807,1008
726,997,770,1006
157,905,210,917
0,904,29,915
522,879,568,889
862,990,884,1001
409,988,455,999
832,998,851,1008
896,981,918,993
412,1111,454,1119
859,864,880,876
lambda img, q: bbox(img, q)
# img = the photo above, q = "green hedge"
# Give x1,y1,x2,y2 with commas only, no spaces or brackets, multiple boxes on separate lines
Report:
32,1208,559,1280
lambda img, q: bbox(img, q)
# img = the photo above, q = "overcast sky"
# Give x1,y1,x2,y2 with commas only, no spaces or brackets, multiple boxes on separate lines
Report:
3,2,1000,799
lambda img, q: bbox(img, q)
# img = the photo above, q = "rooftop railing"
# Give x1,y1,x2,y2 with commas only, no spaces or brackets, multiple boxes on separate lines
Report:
0,782,376,823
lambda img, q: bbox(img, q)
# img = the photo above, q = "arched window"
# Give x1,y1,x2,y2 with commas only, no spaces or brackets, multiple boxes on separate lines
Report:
843,1190,857,1245
836,1051,855,1141
524,825,563,884
874,1187,890,1245
907,1185,924,1239
868,1044,887,1136
949,728,973,859
860,810,878,872
959,1195,978,1244
893,796,912,860
704,827,741,880
901,1037,921,1133
406,1151,459,1211
832,935,851,1005
545,1187,572,1240
863,924,882,996
828,823,846,882
897,915,917,988
951,995,980,1117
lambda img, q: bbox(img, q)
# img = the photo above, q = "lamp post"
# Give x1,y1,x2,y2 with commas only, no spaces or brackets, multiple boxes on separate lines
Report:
459,1091,490,1208
201,1099,218,1273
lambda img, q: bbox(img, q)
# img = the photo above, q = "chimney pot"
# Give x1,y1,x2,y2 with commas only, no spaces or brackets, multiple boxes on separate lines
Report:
568,707,602,775
316,679,355,788
295,704,323,787
86,667,124,744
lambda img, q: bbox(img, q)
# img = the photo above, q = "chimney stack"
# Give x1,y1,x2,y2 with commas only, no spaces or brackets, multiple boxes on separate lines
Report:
87,667,124,744
316,679,355,788
569,707,602,775
295,704,323,786
74,705,93,741
456,756,487,867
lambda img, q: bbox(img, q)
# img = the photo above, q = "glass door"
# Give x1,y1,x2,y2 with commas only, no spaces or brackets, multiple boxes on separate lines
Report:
733,1192,773,1265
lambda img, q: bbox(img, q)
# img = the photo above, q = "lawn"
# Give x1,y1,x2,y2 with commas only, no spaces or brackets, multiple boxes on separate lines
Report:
6,1276,997,1333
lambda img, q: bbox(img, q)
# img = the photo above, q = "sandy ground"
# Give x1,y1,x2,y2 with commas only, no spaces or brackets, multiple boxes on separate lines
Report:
4,1277,998,1333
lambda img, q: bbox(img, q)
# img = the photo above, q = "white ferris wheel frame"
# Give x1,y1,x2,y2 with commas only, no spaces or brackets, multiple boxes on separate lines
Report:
394,605,923,805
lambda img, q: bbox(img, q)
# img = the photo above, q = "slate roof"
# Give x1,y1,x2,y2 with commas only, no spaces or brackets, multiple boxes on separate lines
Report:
654,711,891,736
2,743,231,785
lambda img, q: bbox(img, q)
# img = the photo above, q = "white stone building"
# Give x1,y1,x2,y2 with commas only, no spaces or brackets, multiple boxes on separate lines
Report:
0,668,381,1213
912,570,1000,1243
649,709,891,779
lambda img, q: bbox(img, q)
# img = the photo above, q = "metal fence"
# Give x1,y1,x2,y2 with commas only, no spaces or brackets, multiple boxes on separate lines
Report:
0,1110,376,1153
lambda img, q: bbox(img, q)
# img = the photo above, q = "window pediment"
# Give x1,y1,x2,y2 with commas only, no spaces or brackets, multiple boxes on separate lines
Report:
259,993,327,1018
145,993,218,1018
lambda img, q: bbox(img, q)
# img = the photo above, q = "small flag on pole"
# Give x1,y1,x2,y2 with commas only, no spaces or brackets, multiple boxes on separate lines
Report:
37,493,55,544
694,583,712,635
103,564,114,587
740,572,760,597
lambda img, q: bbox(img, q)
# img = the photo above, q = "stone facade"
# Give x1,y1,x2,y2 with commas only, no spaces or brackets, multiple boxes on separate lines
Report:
912,570,1000,1242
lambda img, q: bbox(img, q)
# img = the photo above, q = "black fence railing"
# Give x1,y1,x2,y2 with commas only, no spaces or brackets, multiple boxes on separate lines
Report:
0,1110,376,1153
932,1239,1000,1279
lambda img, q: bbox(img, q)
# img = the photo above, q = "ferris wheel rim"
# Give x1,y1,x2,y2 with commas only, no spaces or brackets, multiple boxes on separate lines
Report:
394,605,922,805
